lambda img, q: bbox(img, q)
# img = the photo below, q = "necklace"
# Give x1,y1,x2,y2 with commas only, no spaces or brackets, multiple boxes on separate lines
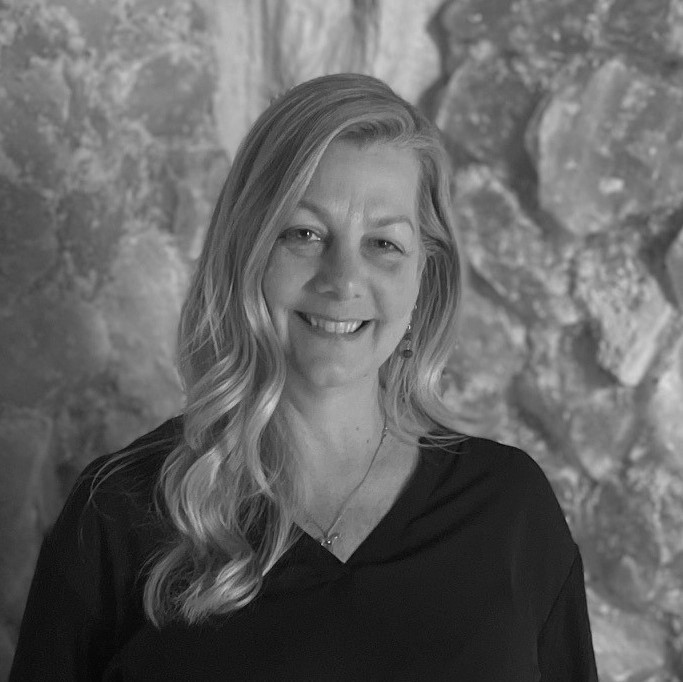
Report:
304,414,388,548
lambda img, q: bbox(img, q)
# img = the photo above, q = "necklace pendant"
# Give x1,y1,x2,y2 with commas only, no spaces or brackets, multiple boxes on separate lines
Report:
320,532,340,547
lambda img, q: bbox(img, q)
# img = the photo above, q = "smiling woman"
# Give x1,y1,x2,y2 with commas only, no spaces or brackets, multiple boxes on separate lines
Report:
10,74,598,681
263,141,424,394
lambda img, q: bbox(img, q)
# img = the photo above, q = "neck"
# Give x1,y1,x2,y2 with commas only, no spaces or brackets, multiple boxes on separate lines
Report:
279,375,387,483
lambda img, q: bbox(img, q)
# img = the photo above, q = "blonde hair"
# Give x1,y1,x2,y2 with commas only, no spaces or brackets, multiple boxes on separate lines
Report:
90,73,470,626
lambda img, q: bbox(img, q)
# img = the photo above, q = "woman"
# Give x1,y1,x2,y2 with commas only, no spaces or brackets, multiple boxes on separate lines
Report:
10,73,598,680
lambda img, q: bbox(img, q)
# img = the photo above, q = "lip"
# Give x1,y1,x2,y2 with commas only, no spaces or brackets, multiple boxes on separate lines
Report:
295,311,372,339
295,310,369,323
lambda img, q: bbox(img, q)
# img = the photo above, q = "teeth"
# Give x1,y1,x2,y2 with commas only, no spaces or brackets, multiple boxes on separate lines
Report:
302,314,364,334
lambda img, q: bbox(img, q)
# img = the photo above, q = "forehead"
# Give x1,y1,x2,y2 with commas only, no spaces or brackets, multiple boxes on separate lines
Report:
300,140,421,215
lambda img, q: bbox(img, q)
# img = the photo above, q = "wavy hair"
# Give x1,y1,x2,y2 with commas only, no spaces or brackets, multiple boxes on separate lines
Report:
90,73,471,627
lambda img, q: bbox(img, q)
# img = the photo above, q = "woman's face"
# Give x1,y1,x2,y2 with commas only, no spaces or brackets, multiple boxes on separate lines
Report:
262,140,425,391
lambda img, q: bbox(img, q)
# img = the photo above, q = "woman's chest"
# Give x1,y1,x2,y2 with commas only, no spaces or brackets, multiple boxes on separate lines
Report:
109,546,539,682
296,444,421,563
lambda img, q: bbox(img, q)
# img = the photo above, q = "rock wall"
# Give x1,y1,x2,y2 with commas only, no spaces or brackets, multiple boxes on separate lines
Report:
1,1,682,679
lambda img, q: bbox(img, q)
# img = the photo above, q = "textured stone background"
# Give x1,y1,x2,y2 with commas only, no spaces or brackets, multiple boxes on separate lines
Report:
2,0,683,679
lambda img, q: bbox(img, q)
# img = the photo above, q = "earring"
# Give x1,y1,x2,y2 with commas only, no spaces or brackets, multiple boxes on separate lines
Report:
400,321,413,359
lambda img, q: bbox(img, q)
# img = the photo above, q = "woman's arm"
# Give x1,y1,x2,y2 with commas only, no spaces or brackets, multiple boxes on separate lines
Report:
9,458,124,681
9,536,116,681
537,548,599,681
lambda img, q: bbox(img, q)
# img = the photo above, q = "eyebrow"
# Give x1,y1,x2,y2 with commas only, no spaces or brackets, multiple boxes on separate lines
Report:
297,199,415,233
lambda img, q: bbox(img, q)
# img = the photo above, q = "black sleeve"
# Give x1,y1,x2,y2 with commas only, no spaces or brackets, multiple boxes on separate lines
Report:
8,541,115,681
9,459,121,681
537,548,599,681
10,420,177,680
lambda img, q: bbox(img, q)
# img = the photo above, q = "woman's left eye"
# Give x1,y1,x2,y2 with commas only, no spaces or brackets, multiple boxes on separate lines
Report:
372,238,401,252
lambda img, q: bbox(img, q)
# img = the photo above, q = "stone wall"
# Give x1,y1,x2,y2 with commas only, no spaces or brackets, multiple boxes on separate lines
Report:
1,1,682,679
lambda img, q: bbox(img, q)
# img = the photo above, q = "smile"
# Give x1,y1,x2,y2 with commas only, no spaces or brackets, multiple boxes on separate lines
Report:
296,311,371,335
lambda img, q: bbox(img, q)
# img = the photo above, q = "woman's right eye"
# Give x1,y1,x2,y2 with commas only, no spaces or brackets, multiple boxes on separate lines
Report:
281,228,322,242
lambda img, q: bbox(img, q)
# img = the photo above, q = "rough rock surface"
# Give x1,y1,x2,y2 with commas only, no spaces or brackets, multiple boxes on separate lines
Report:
3,0,683,680
513,324,638,480
0,179,58,308
453,165,579,324
97,230,188,444
533,58,683,236
667,227,683,308
599,0,683,61
573,233,674,386
581,455,683,656
435,44,537,165
588,588,670,681
441,285,527,434
439,0,599,84
645,335,683,474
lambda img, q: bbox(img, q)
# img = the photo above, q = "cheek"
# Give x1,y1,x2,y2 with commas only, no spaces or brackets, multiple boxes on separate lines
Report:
380,262,422,317
263,252,298,308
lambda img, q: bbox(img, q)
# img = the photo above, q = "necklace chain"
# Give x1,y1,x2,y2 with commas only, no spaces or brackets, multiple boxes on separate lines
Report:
304,414,388,548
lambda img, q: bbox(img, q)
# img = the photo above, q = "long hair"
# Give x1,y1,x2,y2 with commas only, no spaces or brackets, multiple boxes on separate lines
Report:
90,73,470,626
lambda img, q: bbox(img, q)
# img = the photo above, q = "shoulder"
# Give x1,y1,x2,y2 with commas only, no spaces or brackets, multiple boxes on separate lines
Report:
76,415,183,504
426,433,580,625
461,436,564,504
424,432,554,489
46,416,183,575
425,432,575,550
33,416,183,619
429,432,556,486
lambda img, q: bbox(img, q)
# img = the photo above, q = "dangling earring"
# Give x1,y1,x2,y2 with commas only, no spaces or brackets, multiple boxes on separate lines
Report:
400,321,413,359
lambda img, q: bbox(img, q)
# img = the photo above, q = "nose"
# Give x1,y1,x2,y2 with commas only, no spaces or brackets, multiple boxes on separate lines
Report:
312,240,364,300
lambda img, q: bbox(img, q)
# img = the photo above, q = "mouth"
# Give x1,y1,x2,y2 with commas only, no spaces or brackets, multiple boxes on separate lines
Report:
295,311,372,335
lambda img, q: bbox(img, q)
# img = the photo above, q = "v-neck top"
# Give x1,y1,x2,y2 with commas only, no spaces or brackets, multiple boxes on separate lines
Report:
10,416,598,681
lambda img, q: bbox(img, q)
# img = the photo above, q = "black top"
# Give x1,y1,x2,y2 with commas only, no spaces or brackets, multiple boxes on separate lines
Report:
10,417,598,681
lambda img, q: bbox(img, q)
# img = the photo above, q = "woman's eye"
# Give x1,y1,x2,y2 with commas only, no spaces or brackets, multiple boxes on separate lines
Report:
280,230,401,253
372,238,401,252
282,228,321,242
